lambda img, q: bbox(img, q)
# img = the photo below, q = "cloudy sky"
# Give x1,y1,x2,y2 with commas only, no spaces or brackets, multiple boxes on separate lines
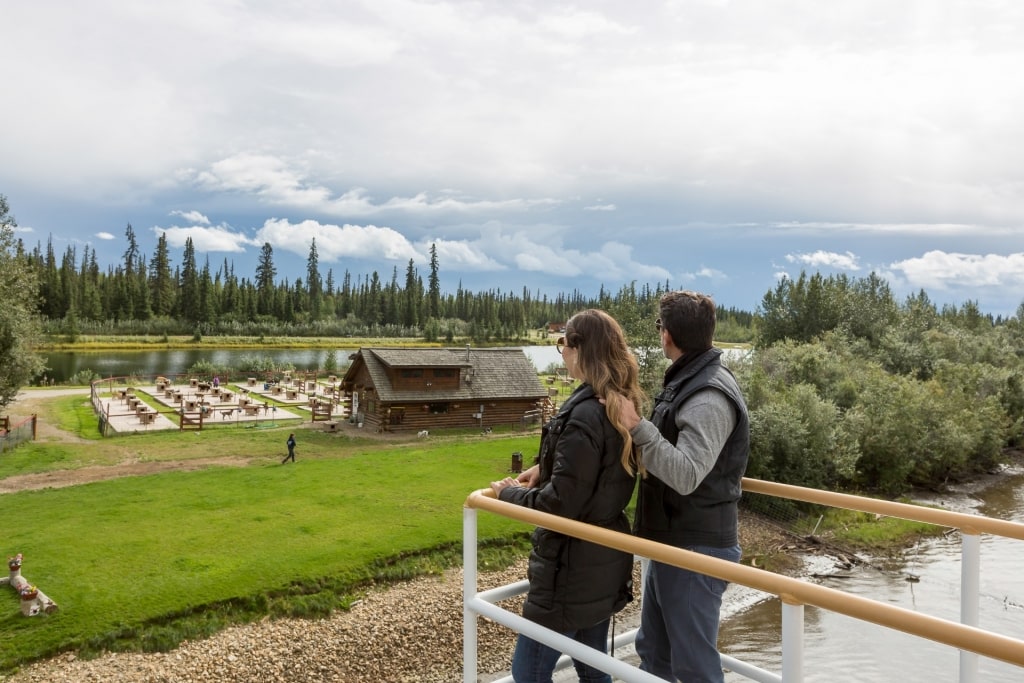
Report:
3,1,1023,316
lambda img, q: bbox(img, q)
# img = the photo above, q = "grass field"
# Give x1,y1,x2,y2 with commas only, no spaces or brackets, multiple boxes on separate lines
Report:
0,404,540,674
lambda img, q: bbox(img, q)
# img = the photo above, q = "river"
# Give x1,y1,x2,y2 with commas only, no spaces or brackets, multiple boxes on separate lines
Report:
33,346,566,384
720,469,1024,682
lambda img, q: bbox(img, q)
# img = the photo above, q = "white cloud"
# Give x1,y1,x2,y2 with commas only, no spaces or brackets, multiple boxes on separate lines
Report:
192,154,558,217
170,210,211,225
678,266,728,283
584,204,617,212
194,154,333,207
96,232,115,240
890,251,1024,291
156,225,253,254
255,219,422,262
786,250,861,271
423,239,504,271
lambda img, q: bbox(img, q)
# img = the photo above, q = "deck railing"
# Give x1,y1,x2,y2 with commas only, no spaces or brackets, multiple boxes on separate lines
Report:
463,477,1024,683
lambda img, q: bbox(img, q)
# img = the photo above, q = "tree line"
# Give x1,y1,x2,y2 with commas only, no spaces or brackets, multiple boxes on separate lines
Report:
24,222,756,344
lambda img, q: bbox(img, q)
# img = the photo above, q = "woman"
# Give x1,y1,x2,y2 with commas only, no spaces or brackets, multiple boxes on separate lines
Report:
491,309,645,683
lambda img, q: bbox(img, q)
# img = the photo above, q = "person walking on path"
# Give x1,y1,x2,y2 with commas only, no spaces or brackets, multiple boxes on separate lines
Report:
283,433,296,464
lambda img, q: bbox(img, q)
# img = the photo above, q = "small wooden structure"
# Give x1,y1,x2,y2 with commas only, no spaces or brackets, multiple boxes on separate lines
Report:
340,346,549,433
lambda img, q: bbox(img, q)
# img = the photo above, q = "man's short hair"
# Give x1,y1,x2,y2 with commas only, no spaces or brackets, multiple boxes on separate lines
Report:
659,290,716,353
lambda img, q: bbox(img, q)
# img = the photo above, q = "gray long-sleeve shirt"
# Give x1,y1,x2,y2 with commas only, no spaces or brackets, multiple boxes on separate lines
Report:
630,388,737,495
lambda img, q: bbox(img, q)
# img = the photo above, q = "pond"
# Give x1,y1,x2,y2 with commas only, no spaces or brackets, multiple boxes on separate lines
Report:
34,346,566,384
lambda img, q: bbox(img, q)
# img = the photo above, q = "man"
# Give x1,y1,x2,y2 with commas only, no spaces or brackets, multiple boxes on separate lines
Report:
611,290,750,682
282,433,297,464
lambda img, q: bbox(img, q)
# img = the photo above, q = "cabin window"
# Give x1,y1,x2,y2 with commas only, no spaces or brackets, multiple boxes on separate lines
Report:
432,369,456,378
429,402,449,414
401,369,424,378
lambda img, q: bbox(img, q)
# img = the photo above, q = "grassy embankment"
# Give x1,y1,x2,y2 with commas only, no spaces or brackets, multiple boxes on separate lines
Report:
0,409,537,674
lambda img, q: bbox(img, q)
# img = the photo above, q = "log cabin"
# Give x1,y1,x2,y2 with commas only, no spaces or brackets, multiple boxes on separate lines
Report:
341,346,552,433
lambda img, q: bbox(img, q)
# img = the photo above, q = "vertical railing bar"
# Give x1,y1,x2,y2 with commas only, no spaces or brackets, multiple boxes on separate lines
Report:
463,506,478,683
959,532,981,683
781,601,805,683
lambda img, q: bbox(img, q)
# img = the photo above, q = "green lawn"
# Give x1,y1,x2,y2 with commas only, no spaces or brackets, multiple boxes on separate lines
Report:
0,434,538,673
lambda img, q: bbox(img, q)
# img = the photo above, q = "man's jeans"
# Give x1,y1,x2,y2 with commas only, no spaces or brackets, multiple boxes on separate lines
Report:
510,618,612,683
636,545,741,682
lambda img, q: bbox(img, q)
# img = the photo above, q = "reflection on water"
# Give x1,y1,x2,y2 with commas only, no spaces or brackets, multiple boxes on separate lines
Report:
721,472,1024,682
37,346,565,383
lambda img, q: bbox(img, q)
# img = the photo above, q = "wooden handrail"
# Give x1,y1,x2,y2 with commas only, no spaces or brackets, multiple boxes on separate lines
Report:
465,485,1024,669
741,477,1024,539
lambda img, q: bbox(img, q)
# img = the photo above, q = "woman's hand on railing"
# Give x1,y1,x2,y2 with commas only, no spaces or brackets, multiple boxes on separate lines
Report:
490,477,520,496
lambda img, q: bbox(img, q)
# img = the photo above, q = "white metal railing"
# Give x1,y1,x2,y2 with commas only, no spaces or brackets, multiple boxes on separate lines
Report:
463,478,1024,683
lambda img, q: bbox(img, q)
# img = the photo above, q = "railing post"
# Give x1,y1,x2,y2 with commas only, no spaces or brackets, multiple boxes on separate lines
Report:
780,599,804,683
463,506,479,683
959,531,980,683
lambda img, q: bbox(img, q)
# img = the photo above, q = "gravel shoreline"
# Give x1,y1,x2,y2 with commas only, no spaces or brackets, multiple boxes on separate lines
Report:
4,562,528,683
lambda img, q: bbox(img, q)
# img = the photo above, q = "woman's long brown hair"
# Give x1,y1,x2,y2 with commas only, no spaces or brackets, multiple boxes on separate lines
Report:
564,309,646,476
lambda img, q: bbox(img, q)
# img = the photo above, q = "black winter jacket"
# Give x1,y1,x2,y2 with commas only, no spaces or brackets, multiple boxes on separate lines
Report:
500,384,636,631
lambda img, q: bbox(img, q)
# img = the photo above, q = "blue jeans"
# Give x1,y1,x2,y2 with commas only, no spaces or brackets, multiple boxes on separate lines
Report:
510,619,612,683
636,544,741,682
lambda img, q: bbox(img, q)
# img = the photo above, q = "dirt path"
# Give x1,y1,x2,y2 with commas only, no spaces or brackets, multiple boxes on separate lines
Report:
3,388,258,494
0,456,252,494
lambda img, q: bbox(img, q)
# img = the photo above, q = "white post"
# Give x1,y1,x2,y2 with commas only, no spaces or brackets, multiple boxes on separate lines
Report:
463,506,479,683
780,600,804,682
959,532,981,683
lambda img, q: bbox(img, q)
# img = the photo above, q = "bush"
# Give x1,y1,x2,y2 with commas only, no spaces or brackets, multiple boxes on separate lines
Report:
69,368,101,385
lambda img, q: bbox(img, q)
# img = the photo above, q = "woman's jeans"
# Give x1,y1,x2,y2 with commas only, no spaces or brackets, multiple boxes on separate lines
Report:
635,544,741,683
510,618,612,683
